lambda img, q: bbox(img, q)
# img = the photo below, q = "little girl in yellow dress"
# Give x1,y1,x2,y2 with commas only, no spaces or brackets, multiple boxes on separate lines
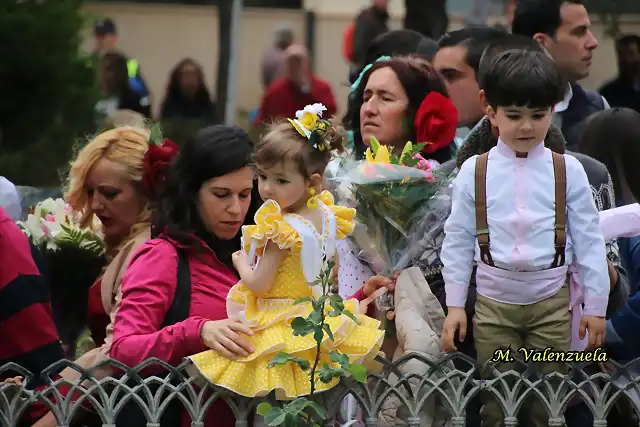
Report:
189,104,384,399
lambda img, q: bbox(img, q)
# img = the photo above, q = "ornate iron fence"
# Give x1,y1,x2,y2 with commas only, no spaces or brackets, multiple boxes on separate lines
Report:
2,353,640,427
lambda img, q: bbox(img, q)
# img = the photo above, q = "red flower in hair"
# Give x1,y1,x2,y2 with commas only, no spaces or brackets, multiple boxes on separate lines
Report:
414,92,458,154
141,138,179,198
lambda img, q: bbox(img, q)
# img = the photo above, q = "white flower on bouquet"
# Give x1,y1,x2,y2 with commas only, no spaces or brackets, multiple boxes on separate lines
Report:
17,198,104,254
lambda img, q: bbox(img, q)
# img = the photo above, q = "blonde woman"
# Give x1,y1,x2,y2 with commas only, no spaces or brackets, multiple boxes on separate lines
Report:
33,126,178,427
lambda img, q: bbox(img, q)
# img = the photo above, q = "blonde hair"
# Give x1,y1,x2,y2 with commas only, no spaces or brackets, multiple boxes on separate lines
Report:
65,126,152,254
256,120,345,178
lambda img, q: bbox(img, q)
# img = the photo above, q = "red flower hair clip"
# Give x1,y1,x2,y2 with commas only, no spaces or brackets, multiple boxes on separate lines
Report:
141,138,179,199
414,92,458,154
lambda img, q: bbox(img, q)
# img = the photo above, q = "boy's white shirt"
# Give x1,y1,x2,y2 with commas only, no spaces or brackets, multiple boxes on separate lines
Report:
441,138,610,316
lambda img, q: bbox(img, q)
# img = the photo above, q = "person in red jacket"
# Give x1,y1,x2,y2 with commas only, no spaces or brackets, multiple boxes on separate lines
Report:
256,44,338,125
0,207,64,386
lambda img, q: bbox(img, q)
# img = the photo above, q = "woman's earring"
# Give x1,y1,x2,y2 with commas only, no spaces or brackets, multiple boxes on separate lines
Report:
307,188,318,209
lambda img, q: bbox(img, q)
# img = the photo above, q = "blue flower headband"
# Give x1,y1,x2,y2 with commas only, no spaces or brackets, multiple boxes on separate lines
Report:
350,55,391,93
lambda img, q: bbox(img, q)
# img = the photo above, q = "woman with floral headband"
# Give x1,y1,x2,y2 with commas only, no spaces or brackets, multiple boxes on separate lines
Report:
188,105,384,399
32,126,178,427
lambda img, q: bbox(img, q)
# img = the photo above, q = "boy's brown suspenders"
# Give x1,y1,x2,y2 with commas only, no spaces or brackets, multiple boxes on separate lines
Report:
474,151,567,269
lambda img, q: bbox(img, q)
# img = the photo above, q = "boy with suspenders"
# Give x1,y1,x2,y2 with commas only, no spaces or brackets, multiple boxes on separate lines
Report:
440,50,610,427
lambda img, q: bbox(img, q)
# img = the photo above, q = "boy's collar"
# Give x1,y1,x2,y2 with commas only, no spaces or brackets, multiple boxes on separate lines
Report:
496,138,546,159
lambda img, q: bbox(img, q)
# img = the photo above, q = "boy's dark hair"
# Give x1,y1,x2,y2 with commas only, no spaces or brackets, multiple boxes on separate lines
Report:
478,34,545,74
479,49,565,109
437,27,507,74
512,0,583,38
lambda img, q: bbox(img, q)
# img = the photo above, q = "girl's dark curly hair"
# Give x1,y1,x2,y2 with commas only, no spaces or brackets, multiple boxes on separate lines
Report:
343,56,452,163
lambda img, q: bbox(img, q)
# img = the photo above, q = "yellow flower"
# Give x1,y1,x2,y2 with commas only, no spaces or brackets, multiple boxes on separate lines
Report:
299,112,318,131
365,145,391,164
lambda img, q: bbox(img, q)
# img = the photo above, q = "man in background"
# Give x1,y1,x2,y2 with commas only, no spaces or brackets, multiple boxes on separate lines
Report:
600,34,640,113
93,18,150,99
434,27,507,140
256,44,337,125
261,25,294,90
511,0,608,150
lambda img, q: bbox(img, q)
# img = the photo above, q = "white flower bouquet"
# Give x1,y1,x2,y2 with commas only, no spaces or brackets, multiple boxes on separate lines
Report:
17,198,106,352
18,198,104,254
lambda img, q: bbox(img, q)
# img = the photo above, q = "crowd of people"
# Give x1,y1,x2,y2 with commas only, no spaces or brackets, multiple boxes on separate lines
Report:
2,0,640,426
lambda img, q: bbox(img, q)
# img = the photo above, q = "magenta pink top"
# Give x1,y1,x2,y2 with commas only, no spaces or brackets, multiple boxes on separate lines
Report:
110,237,237,427
110,236,372,427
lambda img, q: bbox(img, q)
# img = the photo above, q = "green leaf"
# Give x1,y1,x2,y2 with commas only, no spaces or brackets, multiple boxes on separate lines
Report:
322,324,334,341
291,317,314,336
268,352,311,370
349,363,368,383
329,350,350,369
256,402,273,416
149,123,163,146
329,294,345,312
294,296,313,305
317,363,345,383
313,327,324,345
268,352,293,367
342,309,359,325
308,309,322,326
283,398,308,415
369,136,381,154
264,407,286,425
284,413,298,427
304,401,326,419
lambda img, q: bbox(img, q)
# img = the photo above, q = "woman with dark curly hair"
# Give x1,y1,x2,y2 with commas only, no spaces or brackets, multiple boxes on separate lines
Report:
160,58,217,122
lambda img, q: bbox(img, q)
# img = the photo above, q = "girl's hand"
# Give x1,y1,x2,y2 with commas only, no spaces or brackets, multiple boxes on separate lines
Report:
201,319,255,360
232,250,249,270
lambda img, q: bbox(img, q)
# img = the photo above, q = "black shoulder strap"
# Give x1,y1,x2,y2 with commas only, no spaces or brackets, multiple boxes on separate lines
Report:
160,246,191,328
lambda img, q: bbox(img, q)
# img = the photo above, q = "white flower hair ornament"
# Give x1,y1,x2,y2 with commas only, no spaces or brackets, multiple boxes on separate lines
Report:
288,103,332,151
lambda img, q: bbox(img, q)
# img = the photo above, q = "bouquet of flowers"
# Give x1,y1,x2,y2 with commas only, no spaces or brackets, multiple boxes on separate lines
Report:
18,198,106,355
329,137,450,318
18,198,104,252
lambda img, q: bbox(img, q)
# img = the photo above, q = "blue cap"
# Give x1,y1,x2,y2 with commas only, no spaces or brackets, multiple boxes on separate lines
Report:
94,18,117,36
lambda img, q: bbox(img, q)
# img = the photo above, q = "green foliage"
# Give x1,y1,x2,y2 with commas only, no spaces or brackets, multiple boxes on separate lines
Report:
58,224,104,254
0,0,99,186
258,259,368,427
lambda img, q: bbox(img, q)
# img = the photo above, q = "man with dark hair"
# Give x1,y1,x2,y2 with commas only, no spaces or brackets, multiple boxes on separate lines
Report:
511,0,608,150
93,18,150,99
599,34,640,113
434,27,507,130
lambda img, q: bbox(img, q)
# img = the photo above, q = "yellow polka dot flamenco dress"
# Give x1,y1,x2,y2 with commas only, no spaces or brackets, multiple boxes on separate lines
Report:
189,191,384,399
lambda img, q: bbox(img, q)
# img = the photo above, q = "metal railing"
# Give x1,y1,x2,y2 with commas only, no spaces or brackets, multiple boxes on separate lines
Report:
2,353,639,427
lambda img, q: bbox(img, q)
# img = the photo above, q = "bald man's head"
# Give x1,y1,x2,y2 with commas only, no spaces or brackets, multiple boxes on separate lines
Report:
285,44,310,85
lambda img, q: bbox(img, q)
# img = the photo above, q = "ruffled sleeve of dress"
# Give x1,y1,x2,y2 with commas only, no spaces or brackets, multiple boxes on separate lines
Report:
241,199,302,260
317,190,356,239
